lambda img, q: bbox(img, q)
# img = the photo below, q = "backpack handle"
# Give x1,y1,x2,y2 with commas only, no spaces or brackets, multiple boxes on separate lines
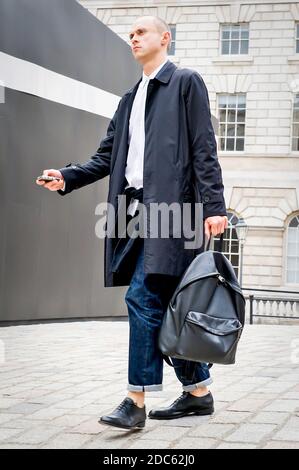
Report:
204,231,224,253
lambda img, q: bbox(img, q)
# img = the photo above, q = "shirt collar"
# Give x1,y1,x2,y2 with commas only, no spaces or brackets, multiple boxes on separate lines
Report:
141,58,169,86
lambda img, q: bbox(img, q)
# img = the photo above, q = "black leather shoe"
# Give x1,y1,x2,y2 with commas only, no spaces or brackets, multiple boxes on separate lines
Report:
99,397,146,430
148,391,214,420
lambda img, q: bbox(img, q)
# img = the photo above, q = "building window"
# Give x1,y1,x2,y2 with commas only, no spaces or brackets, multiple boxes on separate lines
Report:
218,94,246,151
296,23,299,53
213,212,240,279
292,94,299,151
286,214,299,284
220,23,249,55
168,25,176,55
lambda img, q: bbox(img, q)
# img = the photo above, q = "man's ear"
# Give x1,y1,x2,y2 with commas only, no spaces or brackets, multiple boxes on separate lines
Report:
161,31,171,48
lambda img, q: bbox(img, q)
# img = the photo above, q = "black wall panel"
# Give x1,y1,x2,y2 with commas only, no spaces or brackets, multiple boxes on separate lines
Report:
0,0,141,322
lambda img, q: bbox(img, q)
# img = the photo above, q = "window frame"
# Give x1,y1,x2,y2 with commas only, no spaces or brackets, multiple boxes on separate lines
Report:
220,23,249,56
291,93,299,153
284,212,299,286
217,93,246,152
212,211,241,281
168,24,176,56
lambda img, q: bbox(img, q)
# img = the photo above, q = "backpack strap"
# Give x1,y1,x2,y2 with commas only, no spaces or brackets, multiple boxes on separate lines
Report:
205,231,224,253
162,354,174,368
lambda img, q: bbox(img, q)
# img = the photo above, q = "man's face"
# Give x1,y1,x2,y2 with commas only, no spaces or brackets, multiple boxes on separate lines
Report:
129,18,167,63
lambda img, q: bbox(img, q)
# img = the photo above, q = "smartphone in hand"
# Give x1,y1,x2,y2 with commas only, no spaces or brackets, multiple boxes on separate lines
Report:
37,175,61,182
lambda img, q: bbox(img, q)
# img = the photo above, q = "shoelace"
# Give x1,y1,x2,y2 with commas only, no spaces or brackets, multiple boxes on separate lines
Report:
115,398,130,412
171,391,188,406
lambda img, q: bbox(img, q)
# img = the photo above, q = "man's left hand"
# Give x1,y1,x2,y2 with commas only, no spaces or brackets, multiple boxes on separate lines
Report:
205,215,228,239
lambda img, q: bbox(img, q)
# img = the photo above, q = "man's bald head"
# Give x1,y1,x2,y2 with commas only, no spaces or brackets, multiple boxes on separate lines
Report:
131,15,172,52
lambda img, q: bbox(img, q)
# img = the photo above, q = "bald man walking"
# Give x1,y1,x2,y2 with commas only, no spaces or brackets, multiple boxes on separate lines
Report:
37,15,228,430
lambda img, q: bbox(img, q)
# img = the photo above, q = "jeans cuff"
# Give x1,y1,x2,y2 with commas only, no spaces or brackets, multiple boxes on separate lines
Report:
127,383,163,392
182,376,213,392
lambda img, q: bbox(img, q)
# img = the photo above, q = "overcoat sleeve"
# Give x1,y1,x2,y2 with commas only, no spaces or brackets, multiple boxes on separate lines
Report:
185,72,227,219
57,101,120,196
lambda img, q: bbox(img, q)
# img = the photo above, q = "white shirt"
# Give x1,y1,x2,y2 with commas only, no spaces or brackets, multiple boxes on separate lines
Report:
125,58,169,216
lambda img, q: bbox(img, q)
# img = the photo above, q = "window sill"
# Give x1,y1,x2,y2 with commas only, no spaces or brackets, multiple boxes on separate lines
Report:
282,284,299,291
212,55,253,64
287,55,299,62
218,151,246,156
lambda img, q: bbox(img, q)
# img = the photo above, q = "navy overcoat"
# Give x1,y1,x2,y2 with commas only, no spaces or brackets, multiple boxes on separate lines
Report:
58,60,227,287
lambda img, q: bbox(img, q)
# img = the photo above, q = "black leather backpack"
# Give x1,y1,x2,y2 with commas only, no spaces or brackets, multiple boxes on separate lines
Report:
158,233,246,369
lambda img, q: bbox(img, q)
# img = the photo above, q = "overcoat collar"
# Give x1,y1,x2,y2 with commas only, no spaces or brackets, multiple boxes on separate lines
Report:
125,59,177,98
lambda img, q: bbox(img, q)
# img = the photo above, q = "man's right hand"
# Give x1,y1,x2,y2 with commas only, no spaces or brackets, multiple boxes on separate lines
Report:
36,169,65,191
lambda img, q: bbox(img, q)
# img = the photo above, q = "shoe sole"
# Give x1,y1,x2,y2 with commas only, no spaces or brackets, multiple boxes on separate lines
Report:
98,418,146,430
148,408,214,420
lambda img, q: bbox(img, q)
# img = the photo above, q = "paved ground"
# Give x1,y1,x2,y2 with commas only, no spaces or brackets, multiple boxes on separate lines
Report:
0,321,299,449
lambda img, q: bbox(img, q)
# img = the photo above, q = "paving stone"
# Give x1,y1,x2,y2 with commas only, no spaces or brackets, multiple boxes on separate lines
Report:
250,412,289,425
243,393,278,401
5,425,64,445
127,439,170,449
5,389,54,400
3,418,53,430
271,417,299,441
1,384,35,395
5,402,46,414
158,414,212,427
278,373,299,383
82,430,136,449
69,404,105,416
51,399,95,409
0,428,24,442
51,414,92,428
41,433,91,449
263,400,299,413
171,438,218,449
216,442,257,449
238,376,272,385
68,418,106,435
214,391,248,401
213,401,230,412
138,426,188,441
261,382,297,393
34,393,75,405
210,411,252,424
0,413,23,425
187,423,235,438
282,392,299,399
24,407,68,421
0,398,24,409
0,443,38,449
263,440,299,449
227,398,269,412
255,368,286,378
224,383,258,392
225,423,277,443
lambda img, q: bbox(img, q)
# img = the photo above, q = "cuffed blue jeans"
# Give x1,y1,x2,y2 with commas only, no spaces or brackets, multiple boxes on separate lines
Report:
125,240,212,392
